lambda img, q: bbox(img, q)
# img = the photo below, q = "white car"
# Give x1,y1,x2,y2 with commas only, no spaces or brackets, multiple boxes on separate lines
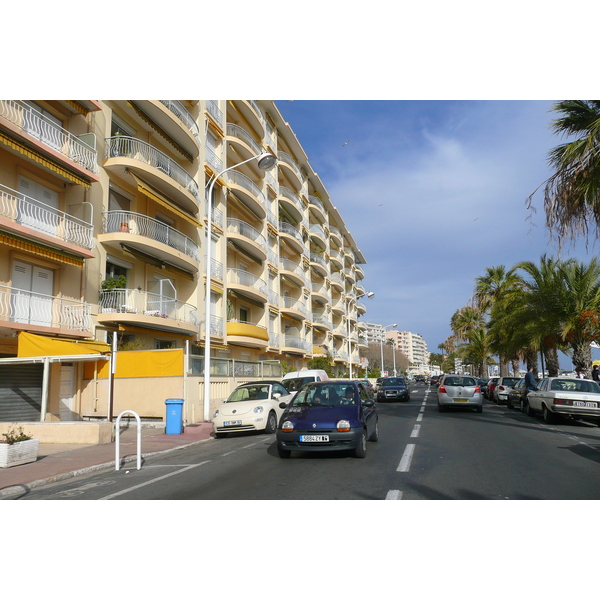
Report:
212,381,293,437
493,376,521,404
526,377,600,424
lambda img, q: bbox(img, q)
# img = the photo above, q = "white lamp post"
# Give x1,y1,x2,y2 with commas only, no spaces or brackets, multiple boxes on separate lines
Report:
203,151,277,421
380,323,397,376
347,290,374,379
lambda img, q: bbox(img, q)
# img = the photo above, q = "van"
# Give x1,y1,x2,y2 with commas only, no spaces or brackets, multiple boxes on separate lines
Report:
281,369,330,396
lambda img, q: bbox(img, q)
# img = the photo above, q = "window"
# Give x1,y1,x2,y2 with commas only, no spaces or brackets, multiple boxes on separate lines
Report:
155,340,176,350
239,306,249,323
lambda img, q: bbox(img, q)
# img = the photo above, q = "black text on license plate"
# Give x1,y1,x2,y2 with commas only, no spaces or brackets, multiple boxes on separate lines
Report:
224,420,242,426
300,434,329,442
574,401,598,408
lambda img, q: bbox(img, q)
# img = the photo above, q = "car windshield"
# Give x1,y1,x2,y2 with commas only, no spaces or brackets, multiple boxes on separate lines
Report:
550,379,600,393
443,376,477,386
503,378,520,386
226,385,270,402
282,377,315,392
383,378,405,386
291,384,357,407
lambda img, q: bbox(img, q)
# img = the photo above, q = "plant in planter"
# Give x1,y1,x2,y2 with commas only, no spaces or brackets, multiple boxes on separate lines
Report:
0,425,40,468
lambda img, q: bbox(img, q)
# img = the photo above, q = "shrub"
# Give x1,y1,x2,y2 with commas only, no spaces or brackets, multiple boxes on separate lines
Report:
1,425,32,445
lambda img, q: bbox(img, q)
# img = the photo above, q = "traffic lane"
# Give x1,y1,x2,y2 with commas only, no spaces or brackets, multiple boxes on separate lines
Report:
397,399,600,500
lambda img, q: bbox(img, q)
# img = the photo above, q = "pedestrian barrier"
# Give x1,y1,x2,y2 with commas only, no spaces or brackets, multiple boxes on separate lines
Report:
115,410,141,471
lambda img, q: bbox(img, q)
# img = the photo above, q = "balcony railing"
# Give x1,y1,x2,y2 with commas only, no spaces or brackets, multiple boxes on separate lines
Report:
226,170,267,207
226,269,267,296
226,123,262,155
1,285,92,331
159,100,200,140
279,221,303,244
226,218,266,247
205,146,223,173
309,223,326,240
282,296,307,318
210,314,224,336
283,335,309,352
279,186,303,212
309,195,326,214
98,288,198,326
278,151,303,184
312,313,332,328
280,258,306,282
0,183,93,249
0,100,98,174
102,211,200,262
210,258,224,280
105,136,199,199
310,252,327,268
206,101,223,128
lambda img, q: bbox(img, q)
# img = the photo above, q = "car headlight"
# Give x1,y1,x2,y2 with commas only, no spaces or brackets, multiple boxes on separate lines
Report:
337,419,351,432
281,420,294,432
253,405,264,414
212,409,219,419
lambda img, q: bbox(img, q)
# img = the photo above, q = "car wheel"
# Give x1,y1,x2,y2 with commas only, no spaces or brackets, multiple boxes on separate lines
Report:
277,446,291,458
526,400,535,417
369,419,379,442
438,402,445,412
543,405,557,424
506,398,513,409
476,405,483,413
353,430,368,458
265,411,277,434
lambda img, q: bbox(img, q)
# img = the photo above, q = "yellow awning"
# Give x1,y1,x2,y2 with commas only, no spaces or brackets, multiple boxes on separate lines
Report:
17,331,111,358
0,232,84,267
127,170,202,229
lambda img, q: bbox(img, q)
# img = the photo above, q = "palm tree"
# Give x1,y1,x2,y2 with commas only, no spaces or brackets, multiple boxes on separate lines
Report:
450,306,485,341
457,327,495,378
529,100,600,245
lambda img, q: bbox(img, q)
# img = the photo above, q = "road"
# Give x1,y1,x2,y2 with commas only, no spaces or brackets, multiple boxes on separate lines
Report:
11,383,600,500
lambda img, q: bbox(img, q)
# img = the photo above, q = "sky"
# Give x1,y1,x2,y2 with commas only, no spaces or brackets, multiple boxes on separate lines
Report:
274,100,599,369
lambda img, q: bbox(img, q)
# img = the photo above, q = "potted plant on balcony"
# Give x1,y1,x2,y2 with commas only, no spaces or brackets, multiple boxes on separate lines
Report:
100,275,127,313
0,425,40,468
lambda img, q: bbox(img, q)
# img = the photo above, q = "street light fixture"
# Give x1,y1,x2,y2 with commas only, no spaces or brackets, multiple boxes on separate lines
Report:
380,323,397,377
347,290,374,379
203,151,277,421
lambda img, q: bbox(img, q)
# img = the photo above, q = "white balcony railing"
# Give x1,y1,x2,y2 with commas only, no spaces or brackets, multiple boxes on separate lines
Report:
206,101,223,127
282,296,307,318
99,288,198,327
0,183,93,249
312,313,332,328
278,151,303,183
0,285,92,331
226,269,267,296
105,136,199,199
226,218,266,247
159,100,200,140
226,170,267,207
226,123,262,155
283,335,309,352
0,100,98,174
280,258,305,282
279,221,303,244
102,211,200,262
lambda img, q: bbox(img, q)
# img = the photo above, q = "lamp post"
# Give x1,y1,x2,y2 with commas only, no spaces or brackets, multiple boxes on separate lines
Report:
347,290,374,379
203,151,277,422
380,323,397,377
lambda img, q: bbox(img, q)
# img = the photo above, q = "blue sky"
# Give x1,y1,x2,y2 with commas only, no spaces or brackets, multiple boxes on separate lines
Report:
275,100,599,368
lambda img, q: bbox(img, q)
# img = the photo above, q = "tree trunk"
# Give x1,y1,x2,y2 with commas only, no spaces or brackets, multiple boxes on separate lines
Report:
571,340,592,376
511,359,520,377
524,348,538,374
545,347,560,377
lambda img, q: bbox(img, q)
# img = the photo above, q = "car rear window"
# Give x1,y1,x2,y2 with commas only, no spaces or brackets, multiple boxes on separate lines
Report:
503,378,520,386
282,377,314,392
443,377,477,386
550,379,600,393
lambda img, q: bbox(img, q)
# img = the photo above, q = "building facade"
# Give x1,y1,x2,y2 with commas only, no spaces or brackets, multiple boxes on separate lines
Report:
0,100,369,424
386,330,429,374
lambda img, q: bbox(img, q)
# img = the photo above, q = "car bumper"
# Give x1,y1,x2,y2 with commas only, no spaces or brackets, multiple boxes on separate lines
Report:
438,396,483,407
378,391,409,401
552,406,600,420
276,428,363,452
213,417,265,434
496,393,510,404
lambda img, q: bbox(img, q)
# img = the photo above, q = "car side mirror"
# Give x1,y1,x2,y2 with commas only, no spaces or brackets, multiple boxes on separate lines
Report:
364,400,374,407
279,402,288,409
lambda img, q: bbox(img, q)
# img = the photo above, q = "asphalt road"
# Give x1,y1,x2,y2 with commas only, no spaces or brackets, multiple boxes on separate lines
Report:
11,383,600,500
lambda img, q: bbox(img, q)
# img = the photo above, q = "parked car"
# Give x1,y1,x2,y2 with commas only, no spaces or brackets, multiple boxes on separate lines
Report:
430,375,441,387
415,375,425,383
493,376,522,404
485,377,499,400
437,374,483,413
276,380,378,458
212,381,292,437
281,369,330,398
526,377,600,424
506,378,525,409
377,377,409,402
478,379,489,398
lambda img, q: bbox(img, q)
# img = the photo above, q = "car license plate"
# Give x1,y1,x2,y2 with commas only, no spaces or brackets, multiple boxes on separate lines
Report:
455,398,468,402
574,401,598,408
223,420,242,426
299,435,329,442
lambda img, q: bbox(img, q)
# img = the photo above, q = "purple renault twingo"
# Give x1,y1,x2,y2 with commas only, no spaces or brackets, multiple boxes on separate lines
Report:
276,380,378,458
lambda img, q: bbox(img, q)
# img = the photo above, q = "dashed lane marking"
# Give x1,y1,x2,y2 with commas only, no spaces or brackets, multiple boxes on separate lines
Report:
385,490,403,500
397,444,416,472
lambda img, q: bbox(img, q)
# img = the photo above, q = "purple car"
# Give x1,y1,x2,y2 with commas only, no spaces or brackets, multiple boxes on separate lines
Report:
276,380,379,458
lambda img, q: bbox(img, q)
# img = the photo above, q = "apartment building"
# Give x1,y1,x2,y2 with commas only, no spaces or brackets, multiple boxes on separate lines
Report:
0,100,369,425
387,330,429,373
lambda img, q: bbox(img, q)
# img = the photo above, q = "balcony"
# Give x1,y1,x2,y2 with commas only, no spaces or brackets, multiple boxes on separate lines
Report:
100,211,200,273
281,334,309,355
355,265,365,280
281,296,307,322
226,218,267,262
226,320,269,349
104,136,199,214
311,313,332,331
309,224,327,250
278,221,304,255
225,170,267,220
0,284,92,336
311,282,329,304
226,269,267,304
225,123,263,164
329,248,343,269
0,100,99,181
0,183,94,257
309,252,328,277
329,271,344,290
97,288,199,335
132,100,200,159
230,101,265,139
278,186,304,223
329,224,342,245
279,258,306,287
308,195,327,222
278,151,303,191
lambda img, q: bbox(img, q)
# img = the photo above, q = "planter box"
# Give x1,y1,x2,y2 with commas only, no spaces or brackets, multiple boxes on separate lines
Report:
0,439,40,468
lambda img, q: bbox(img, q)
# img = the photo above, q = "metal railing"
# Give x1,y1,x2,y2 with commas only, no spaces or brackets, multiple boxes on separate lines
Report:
282,296,307,317
0,183,93,249
280,258,306,281
278,151,303,183
205,146,223,173
226,218,266,247
279,221,303,244
226,170,267,207
102,211,200,262
210,314,224,336
206,101,223,127
310,252,327,268
0,100,98,173
0,285,92,331
226,123,262,155
189,356,282,378
98,288,198,326
105,136,199,199
226,269,267,296
312,313,332,328
159,100,200,140
283,335,309,352
210,258,224,280
308,195,326,214
309,223,326,240
279,186,303,212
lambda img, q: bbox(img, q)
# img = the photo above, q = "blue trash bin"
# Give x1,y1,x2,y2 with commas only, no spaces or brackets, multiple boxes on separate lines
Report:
165,398,184,434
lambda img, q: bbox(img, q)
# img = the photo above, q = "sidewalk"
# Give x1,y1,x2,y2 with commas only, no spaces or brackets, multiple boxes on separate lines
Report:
0,422,214,499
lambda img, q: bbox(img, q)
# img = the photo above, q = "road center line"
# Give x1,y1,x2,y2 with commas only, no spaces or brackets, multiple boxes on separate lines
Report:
417,413,423,422
99,460,211,500
397,444,416,472
385,490,403,500
410,424,420,437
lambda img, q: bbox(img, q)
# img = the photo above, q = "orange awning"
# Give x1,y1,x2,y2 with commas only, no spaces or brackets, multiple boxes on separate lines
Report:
17,331,111,358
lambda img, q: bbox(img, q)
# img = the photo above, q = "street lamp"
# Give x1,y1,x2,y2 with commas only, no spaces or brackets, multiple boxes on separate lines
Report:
347,290,374,379
203,151,277,421
380,323,397,377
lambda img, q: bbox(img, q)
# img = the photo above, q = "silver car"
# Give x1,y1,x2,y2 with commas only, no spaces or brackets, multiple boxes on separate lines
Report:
437,374,483,413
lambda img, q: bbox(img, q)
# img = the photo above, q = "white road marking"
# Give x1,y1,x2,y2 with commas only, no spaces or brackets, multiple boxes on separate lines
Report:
417,413,423,422
99,461,211,500
397,444,416,472
385,490,403,500
411,424,421,438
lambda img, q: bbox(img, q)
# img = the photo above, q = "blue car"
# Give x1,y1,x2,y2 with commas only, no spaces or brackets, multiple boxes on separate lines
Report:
276,380,378,458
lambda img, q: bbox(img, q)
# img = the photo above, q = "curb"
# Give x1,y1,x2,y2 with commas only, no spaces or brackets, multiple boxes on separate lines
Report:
0,437,213,499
